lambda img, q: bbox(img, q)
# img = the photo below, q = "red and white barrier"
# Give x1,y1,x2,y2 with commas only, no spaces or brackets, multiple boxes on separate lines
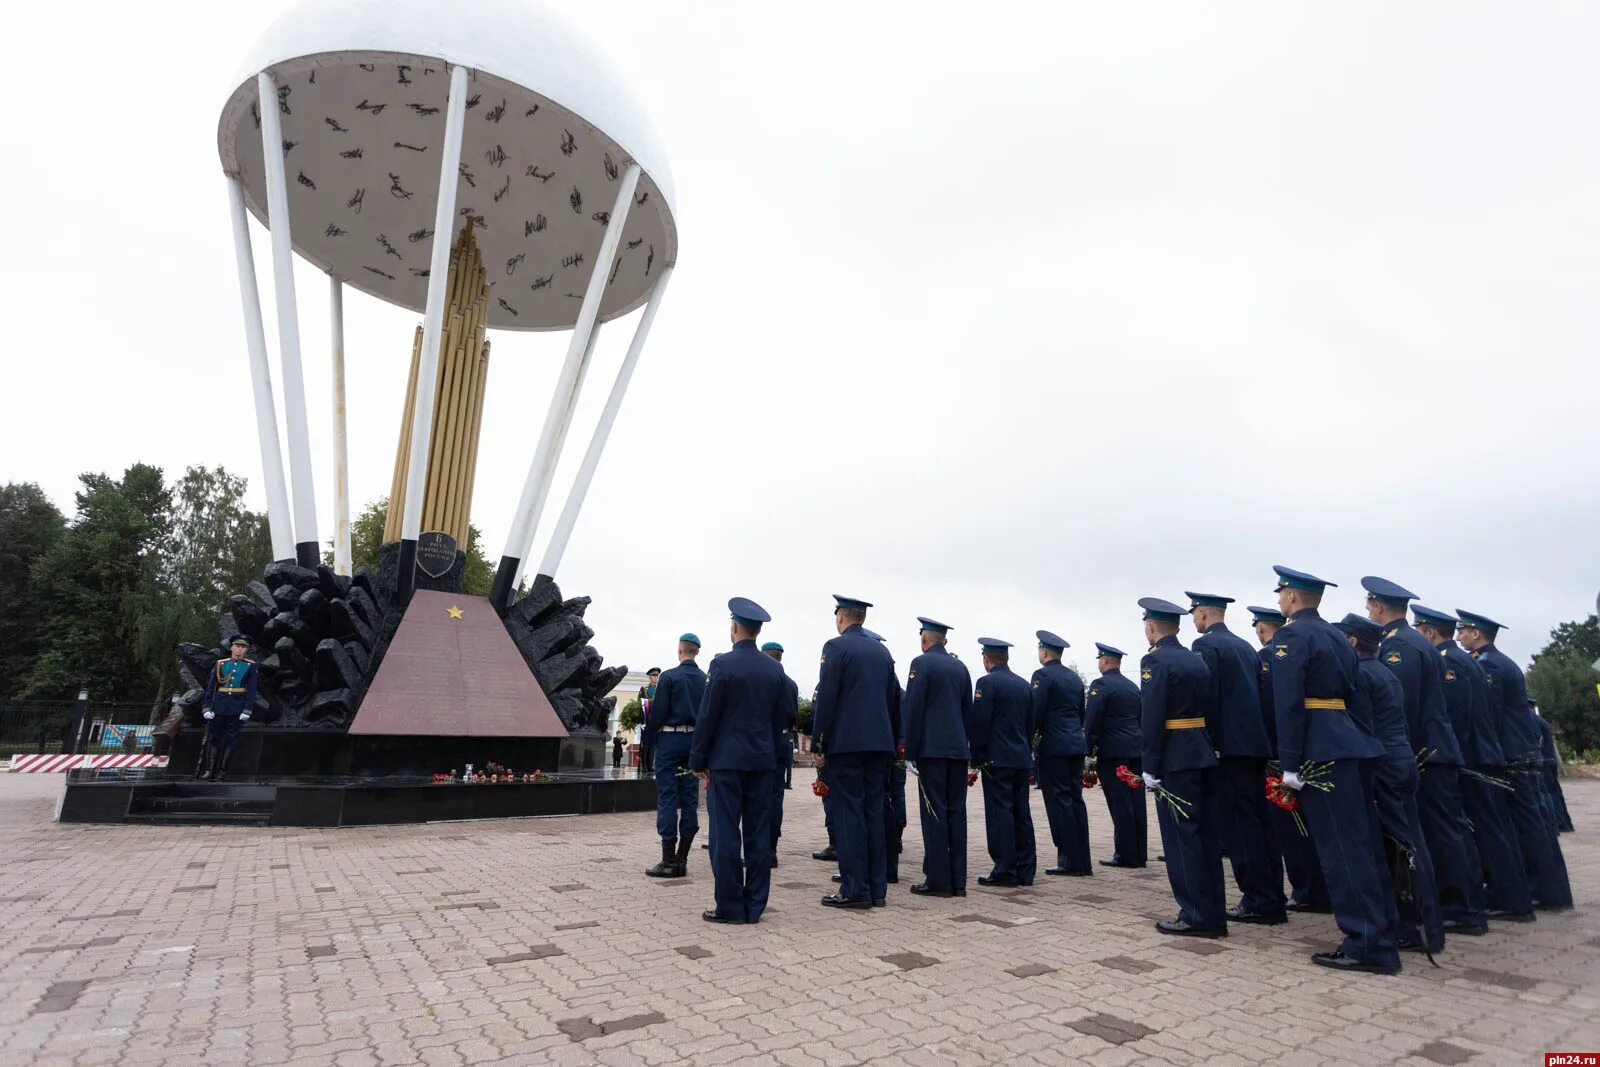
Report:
8,754,169,773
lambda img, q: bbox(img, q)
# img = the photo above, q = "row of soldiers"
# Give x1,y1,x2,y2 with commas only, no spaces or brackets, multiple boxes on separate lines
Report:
638,577,1575,964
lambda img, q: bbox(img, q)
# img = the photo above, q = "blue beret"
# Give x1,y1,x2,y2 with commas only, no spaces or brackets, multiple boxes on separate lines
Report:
1333,613,1383,644
1184,591,1235,609
1138,597,1188,622
1410,604,1457,627
760,641,784,652
1094,642,1125,658
1247,605,1286,625
1273,565,1336,593
1036,629,1070,651
833,594,873,611
679,632,701,647
862,628,886,642
977,636,1013,650
917,616,951,634
727,596,771,625
1455,609,1506,633
1361,576,1418,603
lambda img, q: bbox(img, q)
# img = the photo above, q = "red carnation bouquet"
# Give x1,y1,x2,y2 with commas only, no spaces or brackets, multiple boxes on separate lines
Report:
1114,764,1141,788
1116,764,1191,819
1264,774,1305,836
1082,768,1099,789
967,770,980,788
811,778,829,798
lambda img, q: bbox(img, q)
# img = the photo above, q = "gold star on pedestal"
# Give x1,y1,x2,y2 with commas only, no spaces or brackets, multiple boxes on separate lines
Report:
447,605,464,620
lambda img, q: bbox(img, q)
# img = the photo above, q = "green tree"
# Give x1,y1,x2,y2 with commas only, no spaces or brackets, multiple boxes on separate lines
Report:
24,465,172,701
1528,614,1600,756
796,697,813,736
618,698,643,733
0,483,67,697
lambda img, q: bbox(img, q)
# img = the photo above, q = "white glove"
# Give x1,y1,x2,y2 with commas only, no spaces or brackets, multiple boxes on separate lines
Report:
1142,772,1160,789
1282,770,1304,791
239,714,250,722
203,710,215,720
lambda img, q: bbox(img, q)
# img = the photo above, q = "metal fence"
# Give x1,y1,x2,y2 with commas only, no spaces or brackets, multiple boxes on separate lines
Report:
0,700,161,755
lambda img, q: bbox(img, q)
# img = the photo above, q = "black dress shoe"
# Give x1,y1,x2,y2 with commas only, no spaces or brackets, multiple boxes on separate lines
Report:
771,856,779,869
821,893,872,909
832,874,841,883
952,888,967,897
909,882,953,897
1489,910,1537,923
872,899,886,908
1156,854,1165,862
1443,920,1488,936
812,847,837,861
977,876,1018,888
1156,919,1225,938
1311,950,1399,975
1226,905,1288,925
702,910,742,924
1286,900,1331,914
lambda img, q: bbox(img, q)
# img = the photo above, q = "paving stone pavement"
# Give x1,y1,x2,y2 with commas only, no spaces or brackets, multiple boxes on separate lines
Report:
0,771,1595,1066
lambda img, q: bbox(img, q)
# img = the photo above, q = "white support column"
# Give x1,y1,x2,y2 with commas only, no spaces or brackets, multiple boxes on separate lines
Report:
257,70,320,568
329,274,352,575
396,63,471,601
537,267,672,580
225,176,295,562
491,163,641,610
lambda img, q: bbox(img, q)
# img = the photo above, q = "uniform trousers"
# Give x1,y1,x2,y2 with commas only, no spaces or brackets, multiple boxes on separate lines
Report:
1153,767,1226,932
1417,764,1487,927
981,766,1037,885
886,760,907,881
915,759,968,892
770,759,787,852
653,733,699,844
1370,752,1443,952
828,753,889,902
1038,755,1091,872
1217,756,1286,917
1301,759,1400,967
207,714,245,754
1460,767,1533,915
707,769,775,922
1096,755,1147,865
1507,769,1572,908
1543,765,1573,832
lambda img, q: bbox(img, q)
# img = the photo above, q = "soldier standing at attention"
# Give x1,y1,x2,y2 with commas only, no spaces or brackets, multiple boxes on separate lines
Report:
1250,605,1330,914
638,667,661,777
199,636,257,781
1412,606,1535,922
761,641,799,868
1270,566,1398,973
1532,707,1574,833
1334,613,1444,957
1031,630,1092,876
1137,598,1225,938
970,638,1037,888
863,629,907,885
1188,592,1285,926
691,598,789,924
812,596,900,909
1084,643,1146,868
643,635,705,879
1457,610,1573,910
903,617,973,897
1362,577,1487,936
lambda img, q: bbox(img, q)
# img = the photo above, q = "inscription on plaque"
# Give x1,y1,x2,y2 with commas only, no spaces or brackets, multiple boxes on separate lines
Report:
416,532,458,577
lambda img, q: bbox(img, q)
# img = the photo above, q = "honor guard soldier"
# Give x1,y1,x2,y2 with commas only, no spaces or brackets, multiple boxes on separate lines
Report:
1412,606,1535,922
1456,610,1573,910
1335,613,1444,957
1084,643,1146,868
971,638,1037,887
761,641,799,868
1188,592,1285,926
644,634,706,878
199,636,257,780
903,617,973,897
1533,707,1574,833
1137,598,1226,938
1363,578,1487,935
1031,630,1092,876
862,629,908,884
638,668,661,776
812,596,901,909
1250,605,1329,913
690,598,790,924
1270,566,1398,973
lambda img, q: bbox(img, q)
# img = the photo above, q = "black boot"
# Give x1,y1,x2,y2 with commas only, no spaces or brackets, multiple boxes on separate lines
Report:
812,828,838,862
646,840,680,878
673,832,696,875
208,749,230,781
193,747,213,781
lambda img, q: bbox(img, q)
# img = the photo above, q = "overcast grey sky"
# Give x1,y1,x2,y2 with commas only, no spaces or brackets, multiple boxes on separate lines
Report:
2,1,1597,693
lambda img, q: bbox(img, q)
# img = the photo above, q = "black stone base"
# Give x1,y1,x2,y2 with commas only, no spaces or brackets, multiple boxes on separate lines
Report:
58,768,656,828
559,732,608,771
167,727,563,779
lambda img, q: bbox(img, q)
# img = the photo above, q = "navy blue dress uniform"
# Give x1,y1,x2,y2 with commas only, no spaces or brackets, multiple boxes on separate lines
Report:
1138,599,1226,937
761,642,799,865
970,638,1037,887
1414,605,1534,919
200,637,258,780
1535,712,1574,833
812,596,902,908
1188,593,1285,925
1335,614,1445,956
1084,643,1147,867
1250,605,1329,913
1030,630,1092,877
689,599,790,924
903,618,974,897
1270,567,1398,973
1362,578,1486,934
643,635,706,878
863,628,908,884
1460,610,1573,910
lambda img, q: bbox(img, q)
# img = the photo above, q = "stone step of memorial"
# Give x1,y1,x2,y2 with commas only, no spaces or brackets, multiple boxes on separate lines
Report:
125,783,277,825
125,811,273,826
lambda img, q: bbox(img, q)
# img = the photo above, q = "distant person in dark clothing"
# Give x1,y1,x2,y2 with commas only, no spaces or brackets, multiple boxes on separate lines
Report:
638,668,661,776
612,732,625,769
